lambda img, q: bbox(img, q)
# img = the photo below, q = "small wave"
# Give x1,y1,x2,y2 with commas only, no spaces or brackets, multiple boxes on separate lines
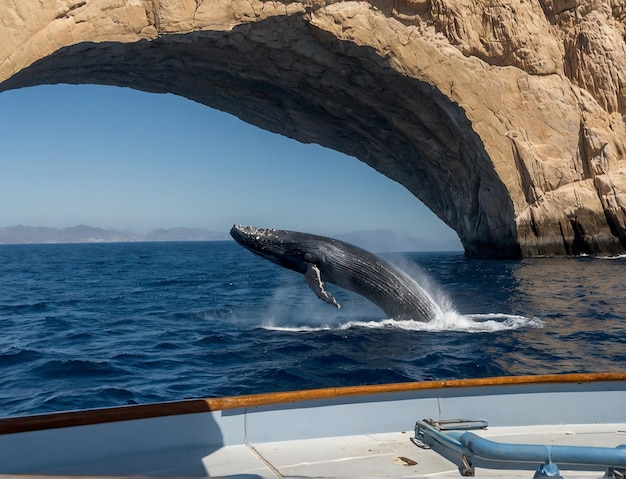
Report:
263,324,333,332
0,348,44,365
596,253,626,260
0,302,48,313
261,312,543,333
30,359,129,378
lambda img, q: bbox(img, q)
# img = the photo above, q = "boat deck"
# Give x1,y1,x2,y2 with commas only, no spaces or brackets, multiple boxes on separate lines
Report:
204,423,626,478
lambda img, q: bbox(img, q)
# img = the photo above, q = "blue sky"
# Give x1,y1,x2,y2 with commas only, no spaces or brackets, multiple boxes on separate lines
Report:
0,84,461,250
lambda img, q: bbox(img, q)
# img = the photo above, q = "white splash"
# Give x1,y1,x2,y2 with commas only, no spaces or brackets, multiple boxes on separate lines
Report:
262,324,333,332
597,253,626,260
261,311,543,333
411,311,544,332
259,255,543,334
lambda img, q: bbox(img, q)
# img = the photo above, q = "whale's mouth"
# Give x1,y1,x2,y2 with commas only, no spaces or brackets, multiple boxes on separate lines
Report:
230,225,292,263
231,225,277,236
230,225,281,249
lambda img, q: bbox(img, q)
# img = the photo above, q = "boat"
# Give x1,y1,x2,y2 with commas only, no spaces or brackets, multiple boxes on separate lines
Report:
1,372,625,478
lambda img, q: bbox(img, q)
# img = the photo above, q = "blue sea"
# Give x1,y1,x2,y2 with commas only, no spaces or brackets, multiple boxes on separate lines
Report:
1,241,625,418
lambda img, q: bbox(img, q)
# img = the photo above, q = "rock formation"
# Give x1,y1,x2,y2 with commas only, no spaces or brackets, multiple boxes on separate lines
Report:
1,0,625,257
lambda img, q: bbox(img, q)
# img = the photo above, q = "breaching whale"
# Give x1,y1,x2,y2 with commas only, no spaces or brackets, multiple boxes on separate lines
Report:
230,225,442,321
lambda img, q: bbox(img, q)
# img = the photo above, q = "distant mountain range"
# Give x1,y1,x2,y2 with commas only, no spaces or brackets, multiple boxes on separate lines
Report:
0,224,462,251
0,225,229,244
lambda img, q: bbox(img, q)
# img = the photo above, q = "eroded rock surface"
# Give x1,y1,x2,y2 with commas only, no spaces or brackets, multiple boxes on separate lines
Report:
1,0,626,257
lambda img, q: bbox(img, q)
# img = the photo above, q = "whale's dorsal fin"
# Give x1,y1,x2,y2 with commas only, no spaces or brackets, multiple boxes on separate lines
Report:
304,263,340,309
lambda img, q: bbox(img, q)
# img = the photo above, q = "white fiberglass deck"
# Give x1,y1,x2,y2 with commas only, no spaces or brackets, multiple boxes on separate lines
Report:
205,424,626,478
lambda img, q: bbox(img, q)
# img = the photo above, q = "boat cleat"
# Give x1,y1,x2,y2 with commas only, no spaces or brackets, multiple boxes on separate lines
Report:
533,461,563,478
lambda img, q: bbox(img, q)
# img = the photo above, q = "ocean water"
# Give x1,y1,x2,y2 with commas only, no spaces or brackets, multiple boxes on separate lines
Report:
0,241,625,418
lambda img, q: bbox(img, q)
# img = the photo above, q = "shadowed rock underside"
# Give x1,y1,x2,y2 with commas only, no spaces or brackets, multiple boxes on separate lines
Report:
1,0,626,257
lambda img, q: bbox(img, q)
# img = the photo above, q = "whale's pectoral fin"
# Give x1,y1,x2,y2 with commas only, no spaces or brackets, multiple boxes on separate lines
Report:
305,263,341,309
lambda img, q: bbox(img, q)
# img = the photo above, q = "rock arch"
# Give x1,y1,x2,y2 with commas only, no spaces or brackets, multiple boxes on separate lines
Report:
2,0,626,257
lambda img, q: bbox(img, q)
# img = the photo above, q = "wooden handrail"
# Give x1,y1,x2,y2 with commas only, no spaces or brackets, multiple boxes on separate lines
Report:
206,371,626,410
1,372,625,435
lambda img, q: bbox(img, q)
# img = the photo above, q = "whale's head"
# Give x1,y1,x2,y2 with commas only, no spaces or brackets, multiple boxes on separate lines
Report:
230,225,331,274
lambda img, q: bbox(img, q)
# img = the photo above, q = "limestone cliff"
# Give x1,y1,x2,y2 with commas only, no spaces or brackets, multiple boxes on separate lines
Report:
1,0,625,257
